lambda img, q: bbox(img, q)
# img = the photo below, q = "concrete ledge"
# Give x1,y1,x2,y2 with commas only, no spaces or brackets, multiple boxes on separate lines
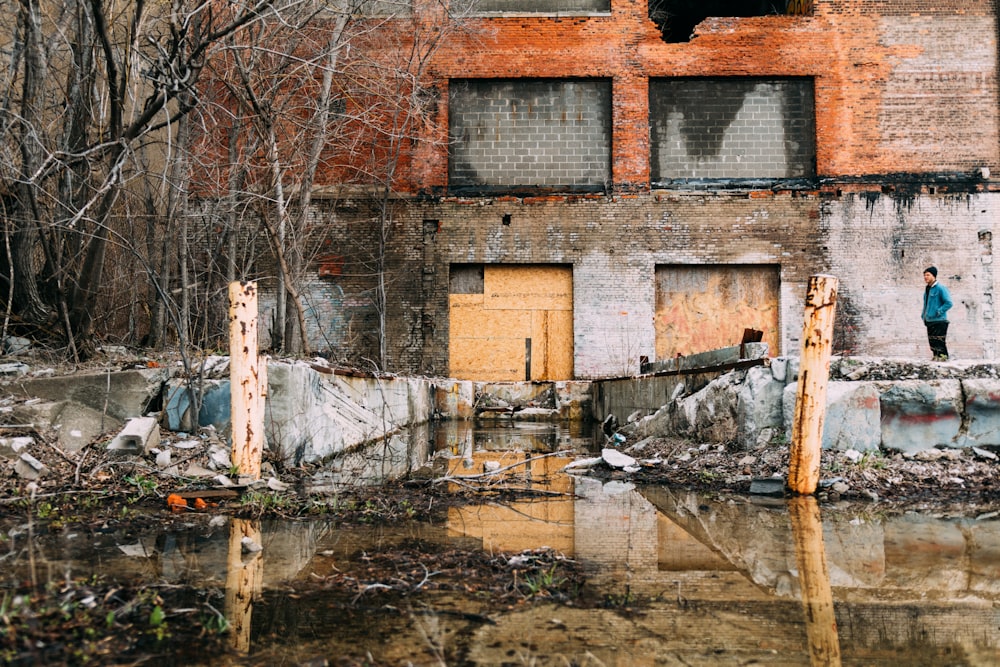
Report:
876,380,963,453
782,381,881,452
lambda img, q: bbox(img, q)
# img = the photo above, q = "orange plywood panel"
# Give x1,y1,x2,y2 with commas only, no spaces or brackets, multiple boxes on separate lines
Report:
531,309,574,381
449,335,526,381
450,265,574,380
655,265,780,359
450,295,532,338
484,265,573,311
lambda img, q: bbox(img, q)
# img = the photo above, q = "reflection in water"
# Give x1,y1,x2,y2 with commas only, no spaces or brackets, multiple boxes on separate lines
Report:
305,419,599,490
225,519,262,653
789,496,842,667
5,423,1000,664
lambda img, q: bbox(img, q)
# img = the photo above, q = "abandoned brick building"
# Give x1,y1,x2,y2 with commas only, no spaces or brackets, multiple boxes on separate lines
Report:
234,0,999,381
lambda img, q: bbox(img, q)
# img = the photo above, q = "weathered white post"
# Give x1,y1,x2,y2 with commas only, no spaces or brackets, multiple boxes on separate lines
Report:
788,274,838,495
229,281,265,481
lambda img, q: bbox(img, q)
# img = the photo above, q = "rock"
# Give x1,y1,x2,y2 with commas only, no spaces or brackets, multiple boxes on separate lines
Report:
973,446,998,461
0,436,34,461
783,381,881,452
878,380,962,453
737,366,785,449
15,453,46,480
241,536,263,554
749,477,786,496
601,448,637,469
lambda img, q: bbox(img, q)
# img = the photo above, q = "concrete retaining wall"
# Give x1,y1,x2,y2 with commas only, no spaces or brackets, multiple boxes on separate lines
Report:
608,356,1000,453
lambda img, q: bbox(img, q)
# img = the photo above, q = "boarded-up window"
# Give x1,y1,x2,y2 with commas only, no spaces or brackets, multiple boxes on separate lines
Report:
650,78,815,182
655,265,780,358
449,80,612,192
449,264,574,381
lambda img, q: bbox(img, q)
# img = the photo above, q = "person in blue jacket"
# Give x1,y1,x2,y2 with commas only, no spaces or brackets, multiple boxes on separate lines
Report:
922,266,953,361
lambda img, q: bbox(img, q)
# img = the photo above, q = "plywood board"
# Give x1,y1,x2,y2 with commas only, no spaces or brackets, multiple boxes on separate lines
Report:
531,309,574,380
449,293,531,339
450,265,574,381
484,265,572,311
655,265,780,359
449,334,525,381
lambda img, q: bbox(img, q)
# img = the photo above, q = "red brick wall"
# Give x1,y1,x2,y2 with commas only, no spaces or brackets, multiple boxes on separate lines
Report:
406,0,998,190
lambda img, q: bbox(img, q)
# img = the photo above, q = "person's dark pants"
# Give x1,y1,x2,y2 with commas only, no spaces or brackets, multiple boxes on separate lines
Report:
925,321,949,359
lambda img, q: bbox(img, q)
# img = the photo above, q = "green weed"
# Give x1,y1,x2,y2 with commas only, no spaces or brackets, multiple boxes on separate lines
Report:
520,565,566,598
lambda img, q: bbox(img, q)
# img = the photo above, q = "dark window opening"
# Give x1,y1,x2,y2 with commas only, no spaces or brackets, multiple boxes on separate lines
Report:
649,0,808,43
450,264,485,295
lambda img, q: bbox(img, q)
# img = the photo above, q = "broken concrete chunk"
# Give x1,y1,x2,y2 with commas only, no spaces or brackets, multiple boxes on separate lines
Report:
15,452,46,480
108,416,160,456
155,450,172,469
973,446,998,461
0,436,34,461
213,474,235,487
0,361,29,376
266,477,289,492
208,444,232,471
241,536,263,554
562,456,603,471
601,448,637,469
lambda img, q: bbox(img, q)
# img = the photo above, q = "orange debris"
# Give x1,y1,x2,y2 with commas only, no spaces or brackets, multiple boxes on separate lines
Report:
167,494,187,512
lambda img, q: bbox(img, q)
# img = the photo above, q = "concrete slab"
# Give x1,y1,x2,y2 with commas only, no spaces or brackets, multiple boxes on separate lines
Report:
11,368,169,421
961,379,1000,447
877,380,963,453
781,381,882,452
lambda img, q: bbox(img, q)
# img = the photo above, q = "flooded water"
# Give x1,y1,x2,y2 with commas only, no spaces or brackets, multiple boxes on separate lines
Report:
4,421,1000,665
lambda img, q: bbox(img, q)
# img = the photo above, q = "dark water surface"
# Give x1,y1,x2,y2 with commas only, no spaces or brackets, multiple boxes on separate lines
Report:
3,421,1000,665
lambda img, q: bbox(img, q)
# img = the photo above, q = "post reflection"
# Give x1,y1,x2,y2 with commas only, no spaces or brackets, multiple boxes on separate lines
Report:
224,518,263,653
788,495,842,667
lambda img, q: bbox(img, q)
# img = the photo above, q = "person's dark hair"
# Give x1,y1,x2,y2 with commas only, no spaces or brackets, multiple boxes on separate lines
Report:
924,266,937,278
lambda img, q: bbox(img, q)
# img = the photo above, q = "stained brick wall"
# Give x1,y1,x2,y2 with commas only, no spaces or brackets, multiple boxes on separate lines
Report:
410,0,998,187
239,0,1000,378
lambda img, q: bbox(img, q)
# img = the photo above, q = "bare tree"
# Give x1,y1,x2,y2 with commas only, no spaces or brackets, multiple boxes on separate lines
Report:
0,0,279,359
194,0,466,367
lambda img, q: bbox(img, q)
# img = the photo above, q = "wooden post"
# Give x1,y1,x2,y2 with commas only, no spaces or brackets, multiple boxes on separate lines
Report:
788,496,842,667
229,281,264,481
224,518,263,653
788,274,838,495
